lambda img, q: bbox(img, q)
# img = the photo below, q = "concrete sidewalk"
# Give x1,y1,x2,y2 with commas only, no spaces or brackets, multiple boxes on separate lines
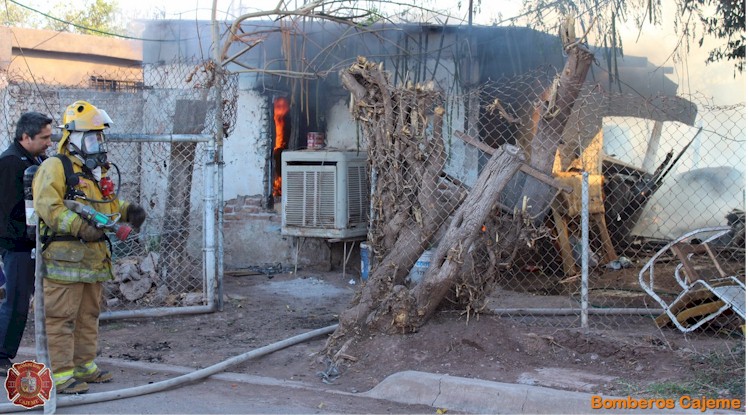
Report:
7,348,745,414
364,371,744,414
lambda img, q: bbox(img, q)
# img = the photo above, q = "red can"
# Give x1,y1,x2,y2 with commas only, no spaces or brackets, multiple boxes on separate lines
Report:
306,132,325,149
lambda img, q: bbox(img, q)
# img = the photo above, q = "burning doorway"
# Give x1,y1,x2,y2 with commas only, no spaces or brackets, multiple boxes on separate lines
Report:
267,88,330,207
272,96,290,201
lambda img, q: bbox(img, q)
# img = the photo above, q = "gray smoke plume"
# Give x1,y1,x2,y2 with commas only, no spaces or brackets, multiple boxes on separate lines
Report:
633,166,745,240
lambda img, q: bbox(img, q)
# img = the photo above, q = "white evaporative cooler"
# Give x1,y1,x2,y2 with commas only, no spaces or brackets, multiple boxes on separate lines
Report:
281,150,368,239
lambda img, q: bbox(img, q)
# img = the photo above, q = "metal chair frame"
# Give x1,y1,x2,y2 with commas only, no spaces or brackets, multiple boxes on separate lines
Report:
638,226,745,333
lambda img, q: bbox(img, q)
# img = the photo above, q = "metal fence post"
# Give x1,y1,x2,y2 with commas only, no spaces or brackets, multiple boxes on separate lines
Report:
581,171,589,329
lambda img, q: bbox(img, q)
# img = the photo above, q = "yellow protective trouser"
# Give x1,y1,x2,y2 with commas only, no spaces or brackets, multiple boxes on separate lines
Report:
43,279,102,384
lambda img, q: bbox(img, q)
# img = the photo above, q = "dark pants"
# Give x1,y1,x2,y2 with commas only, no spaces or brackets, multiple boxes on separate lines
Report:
0,251,35,360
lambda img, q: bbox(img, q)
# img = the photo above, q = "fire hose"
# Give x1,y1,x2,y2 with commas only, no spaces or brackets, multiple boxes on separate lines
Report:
8,186,336,412
0,324,337,413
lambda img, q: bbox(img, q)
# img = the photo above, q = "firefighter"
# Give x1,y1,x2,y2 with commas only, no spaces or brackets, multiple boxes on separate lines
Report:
33,101,146,394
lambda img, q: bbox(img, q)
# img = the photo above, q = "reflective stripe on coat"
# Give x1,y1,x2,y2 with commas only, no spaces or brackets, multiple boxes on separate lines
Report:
32,153,130,283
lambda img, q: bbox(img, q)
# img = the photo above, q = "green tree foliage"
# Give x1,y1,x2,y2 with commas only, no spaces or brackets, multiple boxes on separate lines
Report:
1,1,33,26
46,0,123,36
520,0,745,74
684,0,745,72
2,0,124,36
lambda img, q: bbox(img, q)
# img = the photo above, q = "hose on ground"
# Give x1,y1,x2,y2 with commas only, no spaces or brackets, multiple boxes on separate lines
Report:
0,324,337,412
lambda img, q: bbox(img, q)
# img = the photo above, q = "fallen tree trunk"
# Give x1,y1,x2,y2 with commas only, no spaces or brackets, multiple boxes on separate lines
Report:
327,40,594,352
329,58,460,347
407,44,594,326
332,144,522,336
332,106,454,333
405,145,523,328
515,45,595,220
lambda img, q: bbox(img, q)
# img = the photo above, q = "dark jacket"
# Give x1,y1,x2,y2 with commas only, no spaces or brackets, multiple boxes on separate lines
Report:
0,142,44,252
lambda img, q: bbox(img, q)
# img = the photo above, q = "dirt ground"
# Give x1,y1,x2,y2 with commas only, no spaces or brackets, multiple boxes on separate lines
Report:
19,267,746,407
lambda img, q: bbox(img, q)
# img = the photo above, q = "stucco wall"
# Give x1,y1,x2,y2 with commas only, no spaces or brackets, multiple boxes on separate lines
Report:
222,195,331,270
223,88,269,198
325,97,360,150
0,26,142,85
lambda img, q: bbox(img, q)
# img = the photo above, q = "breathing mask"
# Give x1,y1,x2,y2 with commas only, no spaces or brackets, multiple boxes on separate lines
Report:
69,130,109,170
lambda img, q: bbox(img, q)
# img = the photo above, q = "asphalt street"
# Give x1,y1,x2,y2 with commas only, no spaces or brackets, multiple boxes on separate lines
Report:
0,348,743,414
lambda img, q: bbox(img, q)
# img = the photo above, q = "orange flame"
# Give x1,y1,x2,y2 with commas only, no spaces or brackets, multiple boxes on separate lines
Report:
273,97,290,197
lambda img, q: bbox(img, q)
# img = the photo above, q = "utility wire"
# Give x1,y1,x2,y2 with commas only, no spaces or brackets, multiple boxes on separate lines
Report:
8,0,180,42
3,0,55,118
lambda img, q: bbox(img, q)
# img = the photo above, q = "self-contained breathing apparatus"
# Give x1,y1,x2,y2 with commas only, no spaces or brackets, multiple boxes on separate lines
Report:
24,155,131,250
26,100,131,248
23,165,38,240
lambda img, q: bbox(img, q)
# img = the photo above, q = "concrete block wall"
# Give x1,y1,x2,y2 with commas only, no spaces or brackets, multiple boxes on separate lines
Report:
223,195,266,220
222,195,332,272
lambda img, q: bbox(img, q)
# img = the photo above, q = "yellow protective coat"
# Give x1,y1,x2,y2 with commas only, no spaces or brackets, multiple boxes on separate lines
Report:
32,151,130,283
33,139,132,385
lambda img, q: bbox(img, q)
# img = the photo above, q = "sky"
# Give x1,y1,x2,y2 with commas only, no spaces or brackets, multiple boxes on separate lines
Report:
125,0,745,106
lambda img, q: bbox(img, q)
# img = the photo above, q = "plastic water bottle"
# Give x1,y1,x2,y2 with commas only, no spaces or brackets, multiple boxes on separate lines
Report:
360,243,370,280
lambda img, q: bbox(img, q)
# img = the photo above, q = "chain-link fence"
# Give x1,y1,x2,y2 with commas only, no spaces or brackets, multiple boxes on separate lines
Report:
469,80,745,337
0,59,238,318
2,49,743,345
348,58,745,340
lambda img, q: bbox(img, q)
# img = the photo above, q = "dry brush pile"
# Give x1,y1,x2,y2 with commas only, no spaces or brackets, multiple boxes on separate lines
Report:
327,42,593,356
330,56,527,348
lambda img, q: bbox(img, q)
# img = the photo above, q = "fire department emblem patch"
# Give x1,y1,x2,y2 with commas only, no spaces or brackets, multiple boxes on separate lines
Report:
4,360,53,409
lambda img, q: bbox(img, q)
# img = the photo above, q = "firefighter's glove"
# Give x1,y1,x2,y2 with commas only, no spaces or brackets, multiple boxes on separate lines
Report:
127,204,146,229
78,221,105,242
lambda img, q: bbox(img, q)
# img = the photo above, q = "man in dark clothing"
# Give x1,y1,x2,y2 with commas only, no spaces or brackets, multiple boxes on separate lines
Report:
0,112,53,374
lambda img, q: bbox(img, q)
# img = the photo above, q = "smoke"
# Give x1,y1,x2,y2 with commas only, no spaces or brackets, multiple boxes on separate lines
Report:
633,166,745,240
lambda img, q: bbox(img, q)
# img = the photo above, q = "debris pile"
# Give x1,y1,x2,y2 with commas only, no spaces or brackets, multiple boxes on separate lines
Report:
107,253,204,308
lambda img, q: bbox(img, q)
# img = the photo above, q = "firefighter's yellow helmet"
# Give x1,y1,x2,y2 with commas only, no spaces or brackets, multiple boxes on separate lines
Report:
60,101,113,132
58,101,113,154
